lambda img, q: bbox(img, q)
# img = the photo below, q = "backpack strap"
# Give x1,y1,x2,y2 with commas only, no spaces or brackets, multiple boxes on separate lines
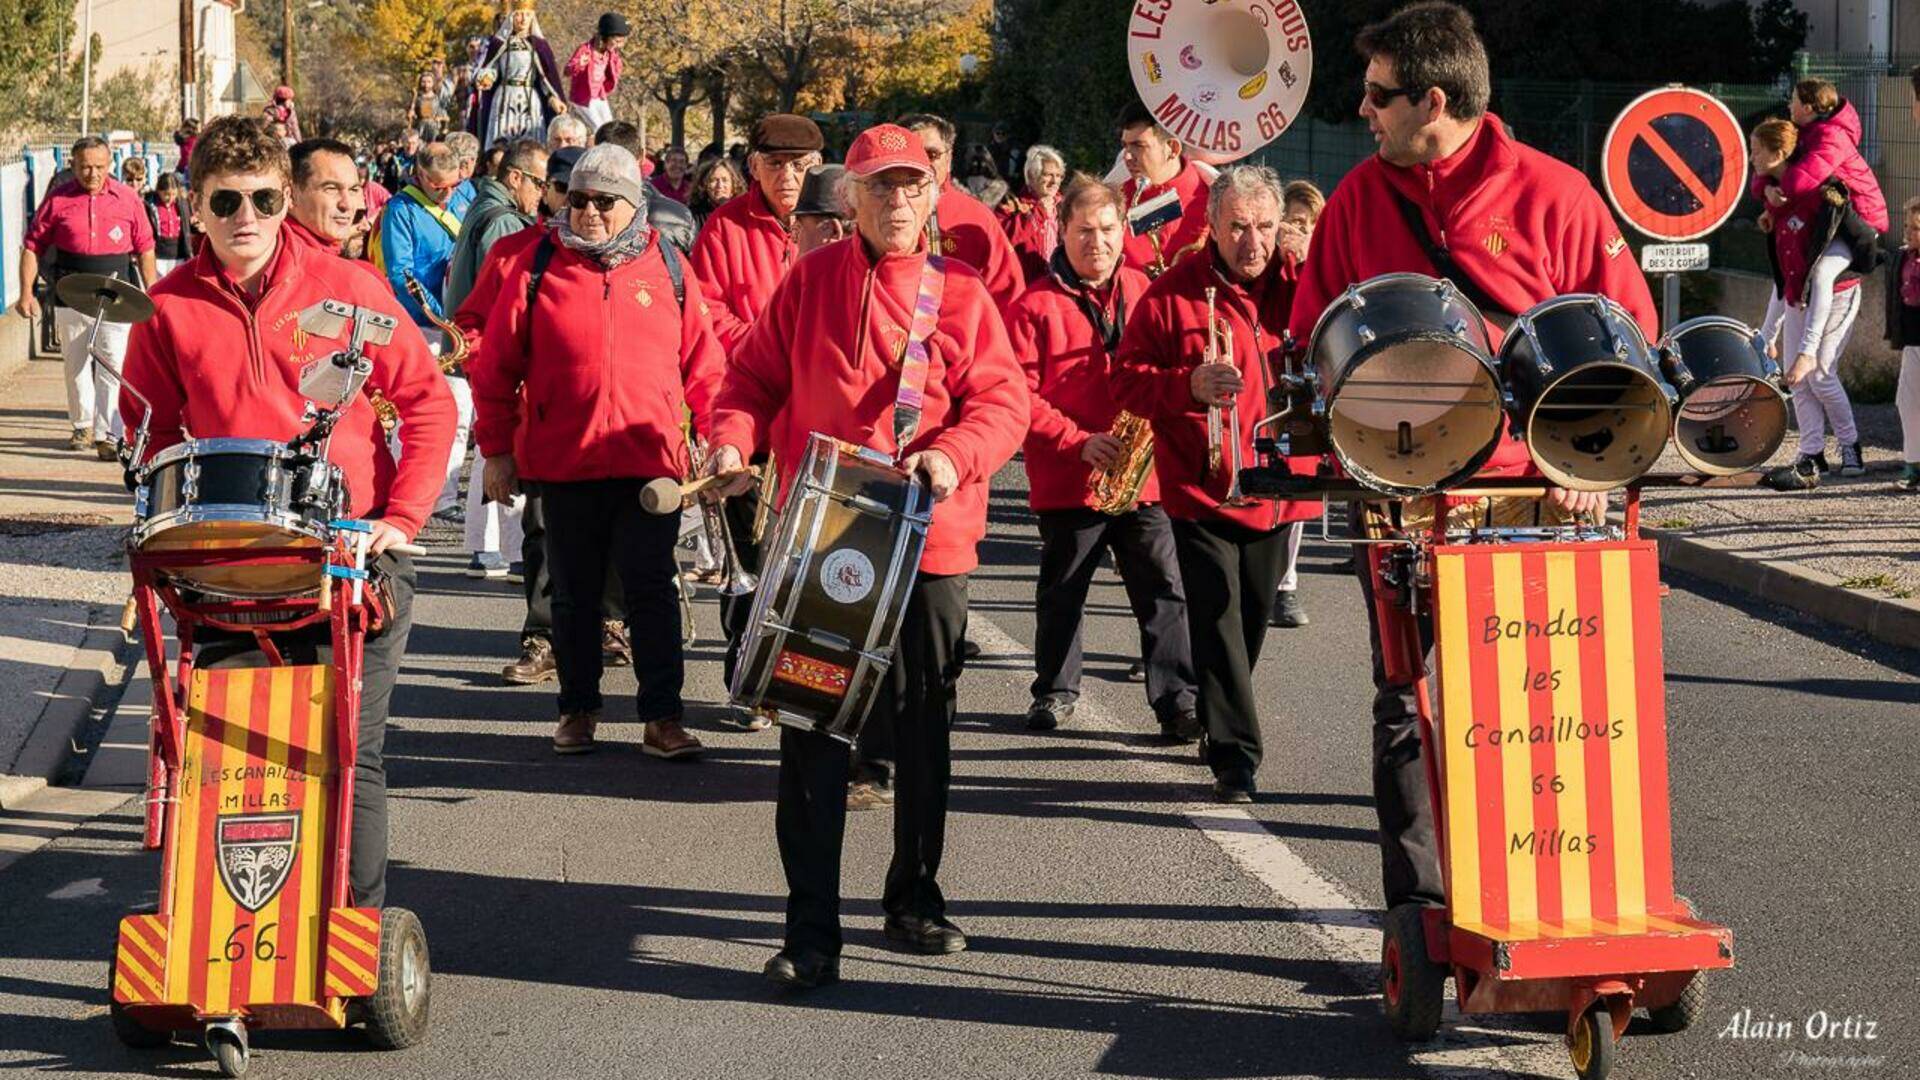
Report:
661,240,685,308
526,232,557,306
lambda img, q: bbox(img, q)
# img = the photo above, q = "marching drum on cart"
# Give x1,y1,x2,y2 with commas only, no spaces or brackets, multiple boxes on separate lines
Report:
105,291,432,1077
1243,272,1785,1079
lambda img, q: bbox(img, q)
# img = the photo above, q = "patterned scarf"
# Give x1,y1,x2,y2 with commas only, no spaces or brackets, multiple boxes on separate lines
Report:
552,208,651,269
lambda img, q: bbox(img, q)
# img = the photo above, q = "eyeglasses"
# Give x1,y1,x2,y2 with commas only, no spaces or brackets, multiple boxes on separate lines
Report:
760,154,822,176
567,190,623,213
858,176,933,200
1363,81,1422,109
206,187,286,219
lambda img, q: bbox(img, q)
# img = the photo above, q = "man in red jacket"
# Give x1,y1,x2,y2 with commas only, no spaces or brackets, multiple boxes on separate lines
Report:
1112,165,1321,805
706,123,1028,989
1008,177,1197,742
471,144,726,760
1286,0,1645,915
120,116,457,909
1116,100,1212,278
899,113,1027,312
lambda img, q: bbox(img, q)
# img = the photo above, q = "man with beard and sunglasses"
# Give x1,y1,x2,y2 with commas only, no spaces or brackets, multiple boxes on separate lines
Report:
119,116,457,912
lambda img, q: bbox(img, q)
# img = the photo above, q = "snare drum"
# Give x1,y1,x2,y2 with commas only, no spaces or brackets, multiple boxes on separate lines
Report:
133,438,345,598
1657,316,1789,475
729,434,933,743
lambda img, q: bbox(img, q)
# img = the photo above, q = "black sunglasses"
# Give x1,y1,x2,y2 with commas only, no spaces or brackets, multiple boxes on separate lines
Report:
1363,81,1422,109
567,191,622,213
206,187,286,219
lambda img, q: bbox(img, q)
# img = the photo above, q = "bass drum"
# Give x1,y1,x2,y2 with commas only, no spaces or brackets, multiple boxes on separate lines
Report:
1307,272,1504,497
1657,316,1789,475
132,438,345,598
729,434,933,744
1501,295,1675,491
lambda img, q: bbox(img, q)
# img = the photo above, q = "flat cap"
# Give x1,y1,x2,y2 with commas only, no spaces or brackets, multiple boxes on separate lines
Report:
749,114,824,154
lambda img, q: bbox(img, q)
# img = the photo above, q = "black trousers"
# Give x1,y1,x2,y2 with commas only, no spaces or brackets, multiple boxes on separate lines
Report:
1031,505,1196,724
777,573,967,958
1170,518,1292,783
1354,552,1446,909
519,492,624,640
537,479,683,719
196,553,415,909
717,483,766,688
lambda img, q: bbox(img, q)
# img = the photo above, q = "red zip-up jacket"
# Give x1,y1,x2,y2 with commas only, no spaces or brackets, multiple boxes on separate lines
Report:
709,238,1030,576
468,233,727,483
119,237,456,537
450,226,546,353
1747,98,1890,233
932,181,1027,313
1007,265,1159,512
1287,113,1658,476
996,189,1063,285
1112,249,1320,530
687,185,797,354
1119,160,1211,276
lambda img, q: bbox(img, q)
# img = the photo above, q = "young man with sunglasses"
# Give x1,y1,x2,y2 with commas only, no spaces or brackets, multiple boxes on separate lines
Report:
1115,100,1213,279
705,124,1029,989
1283,0,1656,919
119,116,457,911
469,144,727,761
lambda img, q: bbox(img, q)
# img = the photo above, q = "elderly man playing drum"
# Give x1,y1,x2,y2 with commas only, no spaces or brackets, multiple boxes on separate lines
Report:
120,116,456,909
707,124,1028,989
1111,164,1321,806
1285,0,1656,915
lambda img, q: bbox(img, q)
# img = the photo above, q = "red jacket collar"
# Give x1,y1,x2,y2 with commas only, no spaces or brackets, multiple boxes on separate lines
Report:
283,215,343,257
189,231,301,306
1378,112,1518,212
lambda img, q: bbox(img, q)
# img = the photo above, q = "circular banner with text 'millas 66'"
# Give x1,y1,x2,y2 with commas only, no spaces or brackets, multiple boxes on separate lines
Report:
1127,0,1314,165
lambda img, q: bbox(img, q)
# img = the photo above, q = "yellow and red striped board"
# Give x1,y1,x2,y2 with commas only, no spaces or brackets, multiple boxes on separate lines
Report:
160,665,338,1013
113,914,170,1004
324,907,381,998
1432,542,1680,943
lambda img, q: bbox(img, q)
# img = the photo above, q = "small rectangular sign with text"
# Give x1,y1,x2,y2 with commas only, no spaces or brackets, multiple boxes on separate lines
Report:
1640,243,1711,274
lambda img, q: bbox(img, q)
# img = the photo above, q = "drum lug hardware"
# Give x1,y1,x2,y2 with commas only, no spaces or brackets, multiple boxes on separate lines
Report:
1342,283,1366,309
133,487,150,518
1355,324,1376,346
180,461,200,502
1447,319,1469,337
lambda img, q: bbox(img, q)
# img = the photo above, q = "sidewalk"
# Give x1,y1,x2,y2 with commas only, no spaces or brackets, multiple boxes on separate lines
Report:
0,353,137,802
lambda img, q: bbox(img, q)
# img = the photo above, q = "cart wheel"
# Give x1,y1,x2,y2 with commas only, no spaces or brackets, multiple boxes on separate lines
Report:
206,1021,248,1077
1381,903,1445,1041
1570,1003,1618,1080
362,907,431,1050
106,954,171,1049
1648,972,1708,1033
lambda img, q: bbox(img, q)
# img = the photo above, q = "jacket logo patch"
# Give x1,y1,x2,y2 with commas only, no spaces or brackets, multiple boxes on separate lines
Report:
1605,234,1627,259
1482,231,1509,258
635,281,653,308
881,322,908,367
939,236,958,255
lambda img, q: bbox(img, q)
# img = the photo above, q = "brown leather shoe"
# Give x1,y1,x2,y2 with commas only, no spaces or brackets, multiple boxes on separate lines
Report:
552,710,599,754
502,636,557,685
846,780,893,811
642,716,702,759
602,619,633,667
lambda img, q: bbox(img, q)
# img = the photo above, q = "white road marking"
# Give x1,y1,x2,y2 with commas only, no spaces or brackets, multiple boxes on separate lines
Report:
46,877,108,901
964,613,1575,1079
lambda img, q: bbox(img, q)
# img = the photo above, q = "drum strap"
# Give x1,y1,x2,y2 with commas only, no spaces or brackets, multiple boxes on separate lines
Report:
1390,191,1515,325
891,255,947,457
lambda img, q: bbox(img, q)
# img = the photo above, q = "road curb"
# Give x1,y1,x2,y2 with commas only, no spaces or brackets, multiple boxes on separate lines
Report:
1645,525,1920,652
0,606,139,807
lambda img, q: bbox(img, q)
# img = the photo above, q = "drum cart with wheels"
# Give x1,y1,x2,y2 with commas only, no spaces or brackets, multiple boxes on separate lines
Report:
1358,480,1733,1080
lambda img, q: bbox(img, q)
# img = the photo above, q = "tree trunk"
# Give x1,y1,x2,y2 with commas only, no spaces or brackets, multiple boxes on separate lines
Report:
707,67,730,148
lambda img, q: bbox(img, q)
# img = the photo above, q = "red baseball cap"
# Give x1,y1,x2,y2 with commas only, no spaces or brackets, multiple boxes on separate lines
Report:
844,124,933,179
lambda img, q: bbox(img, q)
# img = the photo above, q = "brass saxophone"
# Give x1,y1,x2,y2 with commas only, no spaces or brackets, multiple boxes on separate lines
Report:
368,389,399,432
1087,411,1157,515
403,273,469,376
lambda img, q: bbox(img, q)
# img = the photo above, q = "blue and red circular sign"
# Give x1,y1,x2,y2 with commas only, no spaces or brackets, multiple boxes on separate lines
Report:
1601,87,1748,242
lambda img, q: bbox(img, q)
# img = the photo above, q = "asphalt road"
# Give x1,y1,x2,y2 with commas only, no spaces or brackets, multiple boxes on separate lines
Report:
2,464,1915,1079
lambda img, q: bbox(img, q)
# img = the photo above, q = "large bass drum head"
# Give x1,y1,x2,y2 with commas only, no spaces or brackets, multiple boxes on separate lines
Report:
1661,317,1788,475
1504,296,1673,492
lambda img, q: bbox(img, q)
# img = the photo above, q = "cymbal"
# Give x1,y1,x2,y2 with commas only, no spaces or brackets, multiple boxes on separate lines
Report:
55,273,155,323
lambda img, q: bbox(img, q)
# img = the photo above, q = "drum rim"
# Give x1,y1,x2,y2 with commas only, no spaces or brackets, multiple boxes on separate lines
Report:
1502,293,1652,355
1305,271,1493,366
141,437,311,473
133,505,332,548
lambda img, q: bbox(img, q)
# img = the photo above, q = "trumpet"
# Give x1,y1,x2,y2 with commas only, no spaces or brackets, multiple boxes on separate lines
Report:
403,273,469,376
1087,411,1156,515
1203,286,1234,478
686,437,758,597
749,451,779,545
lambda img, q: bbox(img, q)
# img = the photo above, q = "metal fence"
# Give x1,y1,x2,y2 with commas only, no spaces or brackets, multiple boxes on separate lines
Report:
1248,52,1920,279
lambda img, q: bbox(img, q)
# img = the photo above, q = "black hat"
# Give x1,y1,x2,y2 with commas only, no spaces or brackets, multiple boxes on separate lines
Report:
749,114,825,154
794,165,847,218
546,146,585,185
598,12,630,37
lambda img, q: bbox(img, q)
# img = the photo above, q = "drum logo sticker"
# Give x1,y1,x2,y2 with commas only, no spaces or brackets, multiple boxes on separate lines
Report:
215,813,300,912
820,548,877,605
773,651,853,696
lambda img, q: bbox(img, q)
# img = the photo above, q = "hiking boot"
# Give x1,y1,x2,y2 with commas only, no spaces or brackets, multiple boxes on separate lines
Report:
502,636,557,685
1762,454,1825,492
642,715,702,759
846,780,894,811
1024,698,1074,731
602,619,633,667
1838,442,1866,477
1269,589,1309,628
68,429,92,451
552,710,599,754
94,439,119,461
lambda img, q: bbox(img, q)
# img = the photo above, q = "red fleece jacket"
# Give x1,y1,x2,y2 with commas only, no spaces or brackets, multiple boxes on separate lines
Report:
1119,161,1211,276
1287,113,1659,477
450,226,546,353
120,238,456,536
1007,265,1159,512
468,235,727,483
1112,249,1320,530
709,238,1030,576
687,185,797,354
932,182,1027,313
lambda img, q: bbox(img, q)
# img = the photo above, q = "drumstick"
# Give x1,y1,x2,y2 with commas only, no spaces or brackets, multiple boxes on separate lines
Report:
639,467,758,515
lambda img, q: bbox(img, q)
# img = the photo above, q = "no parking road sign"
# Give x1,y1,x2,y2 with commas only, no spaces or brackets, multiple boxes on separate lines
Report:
1601,86,1747,242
